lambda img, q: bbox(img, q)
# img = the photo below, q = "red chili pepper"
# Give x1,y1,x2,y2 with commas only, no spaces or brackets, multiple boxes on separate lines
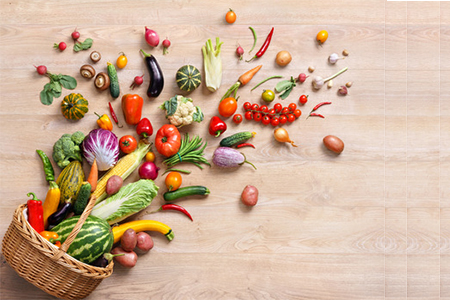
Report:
209,116,227,137
26,192,45,233
236,143,255,149
309,113,325,118
312,102,332,111
159,204,193,221
246,27,274,62
108,102,123,128
136,117,153,138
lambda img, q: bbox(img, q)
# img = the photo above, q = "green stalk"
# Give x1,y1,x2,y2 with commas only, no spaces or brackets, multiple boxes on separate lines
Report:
251,75,283,91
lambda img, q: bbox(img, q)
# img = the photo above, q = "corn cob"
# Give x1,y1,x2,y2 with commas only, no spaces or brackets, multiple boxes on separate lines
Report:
92,141,151,204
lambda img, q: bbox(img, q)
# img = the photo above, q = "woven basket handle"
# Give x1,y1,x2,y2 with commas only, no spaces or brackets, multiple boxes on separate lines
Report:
53,195,97,260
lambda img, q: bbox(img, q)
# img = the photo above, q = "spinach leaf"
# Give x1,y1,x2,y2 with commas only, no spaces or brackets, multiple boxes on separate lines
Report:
73,38,93,52
60,75,77,89
40,88,53,106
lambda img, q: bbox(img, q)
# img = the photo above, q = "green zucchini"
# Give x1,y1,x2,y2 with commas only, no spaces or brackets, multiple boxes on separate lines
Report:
73,181,92,215
107,62,120,98
219,131,256,147
164,185,210,201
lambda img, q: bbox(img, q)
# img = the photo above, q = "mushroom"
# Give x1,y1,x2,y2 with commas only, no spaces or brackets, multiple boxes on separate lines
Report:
80,65,96,79
90,51,101,63
94,72,110,90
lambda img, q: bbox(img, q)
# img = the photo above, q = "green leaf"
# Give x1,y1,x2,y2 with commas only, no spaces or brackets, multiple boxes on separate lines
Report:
59,75,77,89
275,80,293,93
193,106,204,123
165,96,179,116
73,38,93,52
40,89,53,105
279,87,293,100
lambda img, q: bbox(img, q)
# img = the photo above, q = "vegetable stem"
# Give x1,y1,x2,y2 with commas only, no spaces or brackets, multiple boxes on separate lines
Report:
324,67,348,83
251,75,283,91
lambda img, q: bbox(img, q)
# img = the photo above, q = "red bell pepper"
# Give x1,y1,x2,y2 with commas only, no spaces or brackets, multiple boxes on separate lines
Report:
121,94,143,125
209,116,227,137
27,192,45,233
137,117,153,138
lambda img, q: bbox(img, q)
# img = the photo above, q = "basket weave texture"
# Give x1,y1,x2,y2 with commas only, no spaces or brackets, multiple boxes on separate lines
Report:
2,195,113,300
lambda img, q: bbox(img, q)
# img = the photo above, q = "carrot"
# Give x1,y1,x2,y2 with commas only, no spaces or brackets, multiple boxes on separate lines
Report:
238,65,262,86
87,159,98,192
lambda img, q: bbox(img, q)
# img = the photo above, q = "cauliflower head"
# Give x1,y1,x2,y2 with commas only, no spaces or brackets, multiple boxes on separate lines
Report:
160,95,203,127
52,131,85,168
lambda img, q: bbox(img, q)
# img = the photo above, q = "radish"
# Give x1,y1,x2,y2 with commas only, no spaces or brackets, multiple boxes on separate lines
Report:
130,74,144,89
162,38,171,55
54,42,67,51
144,27,159,47
71,28,80,40
236,45,244,61
34,65,47,75
297,73,308,83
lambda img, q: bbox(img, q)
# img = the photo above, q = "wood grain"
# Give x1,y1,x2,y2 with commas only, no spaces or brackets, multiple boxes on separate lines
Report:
0,0,448,299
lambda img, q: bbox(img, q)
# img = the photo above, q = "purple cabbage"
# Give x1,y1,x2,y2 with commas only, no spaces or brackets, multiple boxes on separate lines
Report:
82,129,119,171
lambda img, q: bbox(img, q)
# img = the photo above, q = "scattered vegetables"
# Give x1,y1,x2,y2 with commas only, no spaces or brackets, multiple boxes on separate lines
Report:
80,64,95,79
218,97,238,118
225,8,237,24
275,76,296,99
220,131,255,147
209,116,227,137
121,94,143,125
140,49,164,98
108,102,122,128
327,80,333,88
119,135,138,154
52,131,85,168
162,168,191,175
87,159,98,192
112,220,174,243
155,124,182,157
202,38,223,92
35,65,47,75
107,62,120,98
346,81,353,88
236,45,244,60
144,27,160,47
37,68,77,105
136,232,154,252
90,51,101,63
251,75,283,91
248,27,257,53
71,28,80,41
312,67,348,90
299,94,308,104
246,27,274,62
159,203,192,221
275,50,292,66
54,42,66,51
261,89,275,102
145,151,155,162
160,95,204,127
165,171,182,191
137,117,153,138
307,102,331,118
309,113,324,118
298,73,308,83
139,161,159,180
116,52,127,69
338,86,348,96
163,134,210,169
106,175,123,195
328,53,344,64
274,128,297,147
241,185,258,206
120,228,137,252
26,192,44,233
236,143,255,149
111,247,137,268
130,74,144,89
233,114,243,124
176,65,202,92
323,135,344,154
308,66,315,73
221,65,262,100
36,150,55,183
61,93,89,120
73,38,93,52
42,181,60,229
94,72,110,90
342,49,349,56
95,112,113,131
82,128,119,171
213,147,256,169
163,185,210,201
316,30,328,44
162,38,171,55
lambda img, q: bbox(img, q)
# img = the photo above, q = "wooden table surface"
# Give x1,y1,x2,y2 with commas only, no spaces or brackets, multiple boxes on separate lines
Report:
1,0,449,299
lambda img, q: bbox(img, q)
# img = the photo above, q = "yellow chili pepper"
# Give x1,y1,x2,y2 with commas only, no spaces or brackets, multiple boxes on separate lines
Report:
39,231,61,247
42,181,60,229
94,112,113,131
112,220,174,243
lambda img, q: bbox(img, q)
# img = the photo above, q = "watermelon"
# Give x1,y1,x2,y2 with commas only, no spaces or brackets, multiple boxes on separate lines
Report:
176,65,201,92
52,215,114,264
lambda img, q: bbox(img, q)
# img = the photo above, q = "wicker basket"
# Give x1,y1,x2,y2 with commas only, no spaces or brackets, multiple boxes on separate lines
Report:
2,195,113,300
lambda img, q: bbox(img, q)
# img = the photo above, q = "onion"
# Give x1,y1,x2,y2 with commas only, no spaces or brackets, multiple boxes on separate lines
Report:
144,27,159,47
274,128,297,147
138,161,160,180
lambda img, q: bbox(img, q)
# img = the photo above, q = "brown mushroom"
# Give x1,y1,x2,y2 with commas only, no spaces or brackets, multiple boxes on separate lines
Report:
94,72,110,90
80,65,96,79
90,51,101,63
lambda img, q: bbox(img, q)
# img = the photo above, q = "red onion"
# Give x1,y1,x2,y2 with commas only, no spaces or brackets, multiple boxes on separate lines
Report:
144,27,159,47
139,161,160,180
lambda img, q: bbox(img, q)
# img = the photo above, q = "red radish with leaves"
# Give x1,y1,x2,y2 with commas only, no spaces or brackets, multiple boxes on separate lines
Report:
236,45,244,61
298,73,308,83
162,38,171,55
54,42,66,51
130,74,144,89
34,65,47,75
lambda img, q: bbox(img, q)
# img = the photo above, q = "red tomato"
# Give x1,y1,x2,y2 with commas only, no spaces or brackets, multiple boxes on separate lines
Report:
281,107,290,115
293,109,302,118
244,111,253,120
268,109,276,117
262,115,271,125
288,103,297,112
271,117,280,127
243,102,252,111
233,114,243,124
253,112,262,122
287,114,296,123
259,105,268,113
119,135,138,154
251,103,259,111
279,115,288,124
155,125,182,157
274,103,282,113
218,97,238,118
299,95,308,104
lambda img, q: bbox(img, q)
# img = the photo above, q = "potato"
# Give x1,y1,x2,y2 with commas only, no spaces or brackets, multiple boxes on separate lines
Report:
275,50,292,67
111,247,138,268
136,232,154,252
120,228,137,252
106,175,123,195
323,135,344,154
241,185,259,206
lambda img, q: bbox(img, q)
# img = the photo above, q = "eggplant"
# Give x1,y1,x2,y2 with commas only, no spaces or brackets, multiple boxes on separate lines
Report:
212,147,256,170
140,49,164,98
47,198,73,226
91,253,124,268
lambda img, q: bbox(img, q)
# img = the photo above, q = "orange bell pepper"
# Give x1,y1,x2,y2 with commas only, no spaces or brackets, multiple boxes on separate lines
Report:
39,231,61,248
121,94,143,125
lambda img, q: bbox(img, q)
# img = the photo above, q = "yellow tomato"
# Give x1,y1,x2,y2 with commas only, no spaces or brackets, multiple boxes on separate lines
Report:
316,30,328,44
116,52,128,69
225,9,236,24
145,151,155,162
165,172,182,191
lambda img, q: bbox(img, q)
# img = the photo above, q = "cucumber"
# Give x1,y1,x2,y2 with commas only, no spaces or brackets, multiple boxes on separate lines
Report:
73,181,92,215
107,62,120,98
164,185,210,201
219,131,255,147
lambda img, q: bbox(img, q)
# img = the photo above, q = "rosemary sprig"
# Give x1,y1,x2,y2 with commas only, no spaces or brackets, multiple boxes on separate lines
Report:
163,134,211,169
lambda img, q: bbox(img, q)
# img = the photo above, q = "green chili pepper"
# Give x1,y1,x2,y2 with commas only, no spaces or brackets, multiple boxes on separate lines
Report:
36,150,55,182
249,27,257,54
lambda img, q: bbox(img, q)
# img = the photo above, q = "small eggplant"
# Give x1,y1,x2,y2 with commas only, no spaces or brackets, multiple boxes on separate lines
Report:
212,147,256,170
91,253,124,268
140,49,164,98
47,198,74,226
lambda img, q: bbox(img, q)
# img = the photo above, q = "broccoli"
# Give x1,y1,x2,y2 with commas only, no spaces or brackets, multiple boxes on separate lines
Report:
52,131,85,168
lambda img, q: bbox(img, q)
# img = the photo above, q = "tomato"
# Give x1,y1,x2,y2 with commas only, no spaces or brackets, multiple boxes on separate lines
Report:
145,151,156,162
259,105,268,113
225,9,237,24
262,115,271,125
288,103,297,112
287,114,296,123
243,102,252,111
293,109,302,118
155,124,182,157
274,103,282,113
268,109,276,117
251,103,259,111
281,107,290,115
119,135,138,154
244,111,253,120
165,172,182,192
218,97,238,118
261,89,275,102
299,94,308,104
279,115,287,124
253,112,262,122
233,114,243,124
316,30,328,44
271,117,280,127
116,52,128,69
